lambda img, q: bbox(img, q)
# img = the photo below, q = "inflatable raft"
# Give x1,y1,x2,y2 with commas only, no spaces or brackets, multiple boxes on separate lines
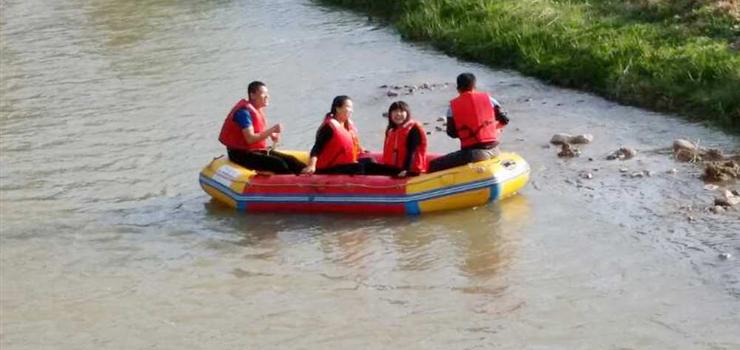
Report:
199,151,529,215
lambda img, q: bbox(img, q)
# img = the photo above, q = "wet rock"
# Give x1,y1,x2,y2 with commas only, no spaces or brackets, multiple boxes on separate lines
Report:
382,112,388,118
687,215,696,222
621,147,637,159
422,121,430,125
425,131,432,135
675,149,700,162
714,190,740,207
579,172,593,179
718,252,732,260
673,139,697,153
588,157,594,161
630,172,645,178
667,168,678,174
704,184,719,191
619,168,629,173
702,160,740,182
557,143,580,158
392,85,402,90
421,82,431,89
434,126,444,132
541,144,551,149
436,117,446,122
379,84,388,88
710,205,726,213
550,133,572,145
607,147,637,160
673,139,701,162
569,134,594,145
703,148,724,161
644,170,653,177
387,90,399,97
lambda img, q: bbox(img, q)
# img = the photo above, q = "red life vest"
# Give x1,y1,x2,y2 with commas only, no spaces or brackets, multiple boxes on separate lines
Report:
324,114,362,157
449,91,500,148
382,120,427,173
316,118,358,170
218,99,268,151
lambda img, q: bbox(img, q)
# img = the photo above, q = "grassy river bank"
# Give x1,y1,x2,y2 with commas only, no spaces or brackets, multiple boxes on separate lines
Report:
317,0,740,132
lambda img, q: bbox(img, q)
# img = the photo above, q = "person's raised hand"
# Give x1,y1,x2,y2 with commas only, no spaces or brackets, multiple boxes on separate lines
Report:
270,123,283,134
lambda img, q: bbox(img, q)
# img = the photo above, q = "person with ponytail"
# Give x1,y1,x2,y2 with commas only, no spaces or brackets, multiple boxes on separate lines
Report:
381,101,427,177
302,96,397,176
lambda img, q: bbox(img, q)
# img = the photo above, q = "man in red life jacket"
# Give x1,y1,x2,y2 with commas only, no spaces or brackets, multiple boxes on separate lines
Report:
218,81,305,174
428,73,509,172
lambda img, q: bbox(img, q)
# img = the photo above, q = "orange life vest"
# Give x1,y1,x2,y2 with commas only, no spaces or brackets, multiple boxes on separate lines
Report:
316,118,358,170
449,91,499,148
218,99,267,151
382,120,427,173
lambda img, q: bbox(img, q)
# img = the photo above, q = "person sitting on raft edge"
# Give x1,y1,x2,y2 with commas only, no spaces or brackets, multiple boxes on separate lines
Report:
381,101,428,178
218,81,306,174
301,95,398,176
427,72,510,173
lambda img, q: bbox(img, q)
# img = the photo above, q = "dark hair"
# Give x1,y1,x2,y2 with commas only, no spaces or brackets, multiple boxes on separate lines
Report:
327,95,352,119
247,81,266,96
386,101,411,132
456,73,476,92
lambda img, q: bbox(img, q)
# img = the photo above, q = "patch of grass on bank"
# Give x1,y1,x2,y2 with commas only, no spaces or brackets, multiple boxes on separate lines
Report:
318,0,740,132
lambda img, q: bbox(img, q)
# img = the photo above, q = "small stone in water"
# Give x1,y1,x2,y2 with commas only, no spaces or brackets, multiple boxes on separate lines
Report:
718,253,732,260
550,133,572,145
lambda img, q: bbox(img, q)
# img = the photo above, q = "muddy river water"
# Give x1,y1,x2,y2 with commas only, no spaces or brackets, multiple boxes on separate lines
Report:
1,0,739,348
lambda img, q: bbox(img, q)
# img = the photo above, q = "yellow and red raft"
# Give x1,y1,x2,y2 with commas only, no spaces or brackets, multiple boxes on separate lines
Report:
199,151,529,215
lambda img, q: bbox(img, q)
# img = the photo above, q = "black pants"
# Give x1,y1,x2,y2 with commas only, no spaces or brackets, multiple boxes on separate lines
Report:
317,158,399,176
427,146,500,173
227,149,306,174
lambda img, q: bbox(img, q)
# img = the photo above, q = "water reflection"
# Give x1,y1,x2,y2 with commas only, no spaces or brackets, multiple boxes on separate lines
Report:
204,195,531,286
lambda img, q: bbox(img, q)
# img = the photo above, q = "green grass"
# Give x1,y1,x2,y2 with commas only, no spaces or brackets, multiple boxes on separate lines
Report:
317,0,740,132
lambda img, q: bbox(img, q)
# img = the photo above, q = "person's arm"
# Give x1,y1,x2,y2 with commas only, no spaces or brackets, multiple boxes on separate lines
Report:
235,109,281,145
490,96,509,126
303,124,333,174
445,106,458,138
402,127,422,173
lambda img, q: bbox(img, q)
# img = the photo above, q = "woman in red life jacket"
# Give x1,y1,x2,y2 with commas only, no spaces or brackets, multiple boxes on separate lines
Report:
302,96,397,176
218,81,305,174
381,101,427,177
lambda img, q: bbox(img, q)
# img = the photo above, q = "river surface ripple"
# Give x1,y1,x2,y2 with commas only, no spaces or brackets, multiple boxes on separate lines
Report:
1,0,739,349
